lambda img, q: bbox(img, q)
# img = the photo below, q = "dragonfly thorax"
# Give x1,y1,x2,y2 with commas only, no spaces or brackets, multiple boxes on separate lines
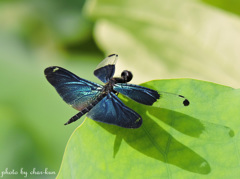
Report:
103,70,133,94
103,78,116,94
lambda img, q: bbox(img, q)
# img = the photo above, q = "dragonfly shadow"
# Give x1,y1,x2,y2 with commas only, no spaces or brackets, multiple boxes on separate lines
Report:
147,107,234,142
97,105,212,175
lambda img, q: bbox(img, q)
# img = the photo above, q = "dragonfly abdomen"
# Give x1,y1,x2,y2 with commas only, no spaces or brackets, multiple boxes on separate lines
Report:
64,93,106,125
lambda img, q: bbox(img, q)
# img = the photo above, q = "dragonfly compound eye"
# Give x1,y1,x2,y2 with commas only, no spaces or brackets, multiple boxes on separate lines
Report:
121,70,133,82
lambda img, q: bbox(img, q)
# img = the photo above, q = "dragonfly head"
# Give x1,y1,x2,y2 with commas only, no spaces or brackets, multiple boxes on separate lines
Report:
121,70,133,83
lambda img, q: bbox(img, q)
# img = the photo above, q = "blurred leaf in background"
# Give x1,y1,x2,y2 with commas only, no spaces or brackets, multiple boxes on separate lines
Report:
0,0,102,178
86,0,240,88
1,0,240,178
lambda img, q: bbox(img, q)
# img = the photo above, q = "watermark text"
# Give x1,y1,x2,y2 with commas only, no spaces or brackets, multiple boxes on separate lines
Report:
1,168,56,178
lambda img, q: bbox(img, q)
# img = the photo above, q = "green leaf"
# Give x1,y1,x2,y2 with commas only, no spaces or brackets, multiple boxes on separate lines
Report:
85,0,240,88
57,79,240,178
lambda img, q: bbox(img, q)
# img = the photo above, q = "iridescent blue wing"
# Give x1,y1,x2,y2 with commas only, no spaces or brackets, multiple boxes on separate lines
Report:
94,54,118,83
87,92,142,128
113,83,160,105
44,66,103,111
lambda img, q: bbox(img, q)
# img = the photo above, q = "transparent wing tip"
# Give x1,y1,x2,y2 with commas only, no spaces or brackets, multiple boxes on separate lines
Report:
178,95,190,106
157,91,190,108
96,54,118,70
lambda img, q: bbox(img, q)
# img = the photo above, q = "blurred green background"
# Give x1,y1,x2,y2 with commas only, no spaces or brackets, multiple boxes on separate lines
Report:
1,0,240,178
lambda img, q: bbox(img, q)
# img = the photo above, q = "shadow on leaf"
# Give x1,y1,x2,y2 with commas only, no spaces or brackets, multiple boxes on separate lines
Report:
97,104,214,175
147,107,234,142
95,83,235,175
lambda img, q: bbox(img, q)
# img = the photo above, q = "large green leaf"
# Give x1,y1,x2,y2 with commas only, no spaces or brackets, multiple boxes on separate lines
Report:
57,79,240,178
85,0,240,88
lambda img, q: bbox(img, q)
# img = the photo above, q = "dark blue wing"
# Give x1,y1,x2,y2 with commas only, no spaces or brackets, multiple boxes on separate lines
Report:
87,92,142,128
44,66,103,111
113,83,160,105
94,54,118,83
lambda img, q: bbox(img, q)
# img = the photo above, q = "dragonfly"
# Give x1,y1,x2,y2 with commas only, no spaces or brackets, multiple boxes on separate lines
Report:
44,54,187,128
